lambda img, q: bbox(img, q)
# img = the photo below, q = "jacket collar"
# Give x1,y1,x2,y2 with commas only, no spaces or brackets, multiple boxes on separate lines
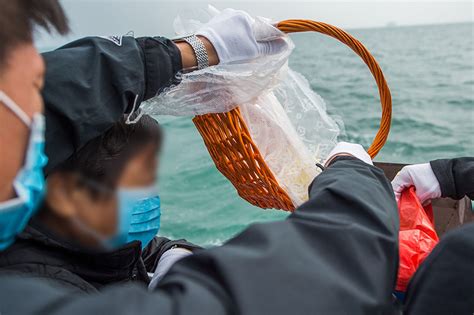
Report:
0,217,144,285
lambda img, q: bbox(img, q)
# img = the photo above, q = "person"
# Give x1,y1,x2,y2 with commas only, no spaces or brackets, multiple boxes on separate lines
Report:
392,158,474,315
0,0,69,251
1,1,400,313
2,141,400,314
0,114,200,292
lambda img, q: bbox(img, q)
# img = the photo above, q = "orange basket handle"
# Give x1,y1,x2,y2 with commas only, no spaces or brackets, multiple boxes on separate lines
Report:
277,20,392,158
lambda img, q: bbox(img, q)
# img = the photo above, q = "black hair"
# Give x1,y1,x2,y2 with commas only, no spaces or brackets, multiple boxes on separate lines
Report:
57,114,162,194
0,0,69,68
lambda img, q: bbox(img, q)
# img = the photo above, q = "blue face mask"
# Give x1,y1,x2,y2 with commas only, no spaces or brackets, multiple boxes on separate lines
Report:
0,91,48,250
120,186,161,249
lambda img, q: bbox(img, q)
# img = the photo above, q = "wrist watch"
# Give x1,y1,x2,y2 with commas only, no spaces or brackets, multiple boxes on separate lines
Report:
174,34,209,70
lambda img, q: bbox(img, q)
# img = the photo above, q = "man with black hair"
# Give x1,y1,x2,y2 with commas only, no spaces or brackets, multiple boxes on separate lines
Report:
0,114,201,292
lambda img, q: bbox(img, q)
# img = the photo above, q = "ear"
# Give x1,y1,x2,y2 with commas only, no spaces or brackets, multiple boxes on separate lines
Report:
45,172,79,219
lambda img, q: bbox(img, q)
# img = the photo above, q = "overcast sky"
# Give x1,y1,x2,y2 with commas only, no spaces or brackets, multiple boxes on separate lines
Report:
36,0,473,48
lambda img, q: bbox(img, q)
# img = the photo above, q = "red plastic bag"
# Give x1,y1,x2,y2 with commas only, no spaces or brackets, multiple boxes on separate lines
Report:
396,187,439,292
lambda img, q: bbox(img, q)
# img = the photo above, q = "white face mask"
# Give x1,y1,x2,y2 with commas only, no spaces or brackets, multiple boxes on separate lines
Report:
0,91,48,250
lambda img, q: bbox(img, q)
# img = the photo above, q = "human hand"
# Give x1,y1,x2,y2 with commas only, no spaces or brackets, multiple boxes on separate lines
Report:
325,142,373,167
196,8,288,64
391,163,441,204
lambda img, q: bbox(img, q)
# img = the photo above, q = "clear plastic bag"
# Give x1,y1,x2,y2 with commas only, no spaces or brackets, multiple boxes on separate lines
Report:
239,68,340,205
139,7,341,206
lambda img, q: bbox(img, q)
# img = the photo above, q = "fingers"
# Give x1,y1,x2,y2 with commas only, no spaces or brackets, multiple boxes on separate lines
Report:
197,7,291,63
253,16,286,41
216,8,254,24
206,4,220,17
391,168,410,192
257,38,289,56
391,163,441,205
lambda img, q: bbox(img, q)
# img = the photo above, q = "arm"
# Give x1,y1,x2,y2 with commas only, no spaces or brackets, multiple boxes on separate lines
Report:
404,222,474,314
42,36,182,173
42,35,218,174
156,157,399,314
1,157,398,314
392,157,474,204
142,236,202,272
41,9,286,173
430,157,474,200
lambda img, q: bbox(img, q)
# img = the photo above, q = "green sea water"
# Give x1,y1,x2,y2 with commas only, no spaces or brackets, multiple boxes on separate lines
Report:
158,23,473,247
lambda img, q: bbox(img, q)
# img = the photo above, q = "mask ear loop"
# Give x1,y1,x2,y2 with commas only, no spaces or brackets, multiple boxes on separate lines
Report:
125,94,144,125
69,216,113,250
70,174,117,250
0,91,31,127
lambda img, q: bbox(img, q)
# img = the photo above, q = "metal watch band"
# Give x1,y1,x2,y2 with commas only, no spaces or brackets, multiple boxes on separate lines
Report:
182,35,209,70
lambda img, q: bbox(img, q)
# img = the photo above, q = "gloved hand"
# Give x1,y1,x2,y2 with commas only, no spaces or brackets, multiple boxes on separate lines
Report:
324,142,373,166
196,8,287,64
391,163,441,204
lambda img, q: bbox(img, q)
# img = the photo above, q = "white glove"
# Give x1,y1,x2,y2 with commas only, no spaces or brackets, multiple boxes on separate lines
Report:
196,8,287,64
391,163,441,204
325,142,373,166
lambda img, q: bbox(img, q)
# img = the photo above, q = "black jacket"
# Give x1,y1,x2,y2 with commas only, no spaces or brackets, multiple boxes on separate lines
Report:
0,157,400,314
42,35,182,174
0,217,201,293
430,157,474,200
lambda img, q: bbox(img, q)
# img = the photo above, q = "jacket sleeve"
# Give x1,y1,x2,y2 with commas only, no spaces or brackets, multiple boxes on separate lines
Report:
142,236,202,272
403,222,474,315
156,158,399,314
42,36,182,174
430,157,474,200
0,158,399,314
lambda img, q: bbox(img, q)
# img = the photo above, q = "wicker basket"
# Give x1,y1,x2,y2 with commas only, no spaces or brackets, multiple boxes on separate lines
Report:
193,20,392,211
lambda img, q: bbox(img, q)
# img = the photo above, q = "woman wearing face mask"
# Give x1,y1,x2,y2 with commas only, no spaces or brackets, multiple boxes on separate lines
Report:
0,113,200,292
0,92,48,250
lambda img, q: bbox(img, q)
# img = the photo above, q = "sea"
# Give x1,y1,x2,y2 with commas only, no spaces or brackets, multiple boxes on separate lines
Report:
42,23,474,247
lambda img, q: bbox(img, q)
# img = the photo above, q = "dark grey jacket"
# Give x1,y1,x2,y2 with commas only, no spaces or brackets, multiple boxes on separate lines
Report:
0,216,201,293
42,35,181,174
430,157,474,200
0,158,400,314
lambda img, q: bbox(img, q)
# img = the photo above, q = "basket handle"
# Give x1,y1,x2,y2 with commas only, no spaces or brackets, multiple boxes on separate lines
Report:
277,20,392,158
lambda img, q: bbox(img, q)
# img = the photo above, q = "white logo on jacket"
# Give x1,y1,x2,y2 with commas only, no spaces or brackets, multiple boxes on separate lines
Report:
99,35,123,46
